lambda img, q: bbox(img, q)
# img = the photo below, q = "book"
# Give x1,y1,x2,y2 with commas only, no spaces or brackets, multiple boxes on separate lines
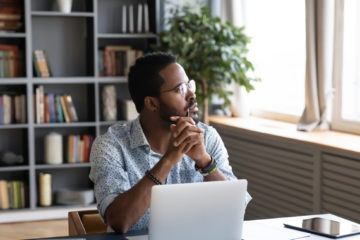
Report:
65,94,78,122
3,94,11,124
47,93,56,123
77,140,84,163
33,50,50,78
0,180,9,210
60,95,71,123
14,95,21,123
129,4,134,33
0,95,3,125
137,4,142,33
122,5,126,33
55,94,64,123
144,3,149,32
0,20,22,31
35,85,44,123
82,134,94,163
44,94,50,123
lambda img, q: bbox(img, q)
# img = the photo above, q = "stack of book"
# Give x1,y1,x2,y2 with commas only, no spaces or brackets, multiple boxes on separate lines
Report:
0,44,23,77
66,134,94,163
99,46,143,77
0,180,26,210
34,85,79,124
33,50,51,78
0,0,23,32
0,93,26,125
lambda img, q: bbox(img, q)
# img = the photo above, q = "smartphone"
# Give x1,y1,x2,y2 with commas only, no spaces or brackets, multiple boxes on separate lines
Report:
284,217,360,238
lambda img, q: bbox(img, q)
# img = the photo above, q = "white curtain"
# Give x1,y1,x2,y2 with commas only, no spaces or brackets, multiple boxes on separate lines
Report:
297,0,335,131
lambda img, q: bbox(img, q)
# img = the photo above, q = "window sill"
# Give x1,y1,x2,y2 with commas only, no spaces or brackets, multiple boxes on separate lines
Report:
209,116,360,155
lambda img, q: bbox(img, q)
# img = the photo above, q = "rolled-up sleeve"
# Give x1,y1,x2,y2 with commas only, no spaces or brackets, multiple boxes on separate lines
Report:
89,136,131,221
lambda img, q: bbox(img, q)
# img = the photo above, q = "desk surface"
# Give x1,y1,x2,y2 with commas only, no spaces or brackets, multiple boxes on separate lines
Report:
28,214,360,240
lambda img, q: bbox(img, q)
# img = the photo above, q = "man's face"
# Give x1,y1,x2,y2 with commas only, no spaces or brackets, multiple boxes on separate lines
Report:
157,63,199,123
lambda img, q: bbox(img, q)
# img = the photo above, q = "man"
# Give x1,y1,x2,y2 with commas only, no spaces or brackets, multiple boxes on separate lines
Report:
89,52,251,233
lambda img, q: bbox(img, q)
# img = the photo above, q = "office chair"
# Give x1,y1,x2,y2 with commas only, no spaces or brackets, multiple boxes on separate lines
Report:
68,209,107,235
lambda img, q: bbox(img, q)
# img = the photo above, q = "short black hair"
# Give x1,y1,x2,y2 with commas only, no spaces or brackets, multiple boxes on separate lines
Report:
128,52,176,113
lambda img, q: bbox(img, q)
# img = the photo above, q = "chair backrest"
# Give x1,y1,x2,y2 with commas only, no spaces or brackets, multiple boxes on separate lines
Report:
68,209,107,235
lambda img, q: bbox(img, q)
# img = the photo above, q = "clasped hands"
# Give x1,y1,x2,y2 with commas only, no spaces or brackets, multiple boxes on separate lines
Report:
164,116,210,168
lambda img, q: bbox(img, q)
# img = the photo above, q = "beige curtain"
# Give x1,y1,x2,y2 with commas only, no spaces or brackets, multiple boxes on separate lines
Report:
215,0,250,117
297,0,335,131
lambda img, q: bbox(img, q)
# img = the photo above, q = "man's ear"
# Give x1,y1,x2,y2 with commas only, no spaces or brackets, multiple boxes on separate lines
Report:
144,96,159,112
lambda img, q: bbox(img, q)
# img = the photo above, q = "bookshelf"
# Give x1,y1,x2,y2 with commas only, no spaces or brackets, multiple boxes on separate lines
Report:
0,0,160,213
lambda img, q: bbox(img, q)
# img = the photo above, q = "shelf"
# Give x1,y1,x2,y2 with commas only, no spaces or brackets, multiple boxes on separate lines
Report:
31,77,96,84
34,122,96,128
99,120,127,126
0,78,28,84
0,165,29,172
97,33,158,39
0,124,28,129
97,76,127,84
0,32,26,38
31,11,94,18
35,163,91,170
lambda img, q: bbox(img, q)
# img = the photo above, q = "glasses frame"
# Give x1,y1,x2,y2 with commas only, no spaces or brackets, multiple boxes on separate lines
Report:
159,79,196,98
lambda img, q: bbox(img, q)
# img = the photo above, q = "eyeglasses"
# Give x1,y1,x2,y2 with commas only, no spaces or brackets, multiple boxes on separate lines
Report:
159,79,196,98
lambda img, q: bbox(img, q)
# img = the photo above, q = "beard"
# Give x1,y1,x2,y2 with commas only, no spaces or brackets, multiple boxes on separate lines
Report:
158,98,199,124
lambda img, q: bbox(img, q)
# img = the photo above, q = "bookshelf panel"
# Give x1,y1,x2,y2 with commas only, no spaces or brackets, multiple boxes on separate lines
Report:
98,38,156,52
34,126,95,164
0,129,28,167
35,168,93,207
33,84,95,123
31,0,93,12
31,17,94,77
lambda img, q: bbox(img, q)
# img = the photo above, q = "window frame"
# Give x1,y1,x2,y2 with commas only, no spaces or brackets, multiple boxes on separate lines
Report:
331,0,360,135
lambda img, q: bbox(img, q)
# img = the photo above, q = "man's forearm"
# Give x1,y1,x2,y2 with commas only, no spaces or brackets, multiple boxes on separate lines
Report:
105,156,176,233
204,168,227,181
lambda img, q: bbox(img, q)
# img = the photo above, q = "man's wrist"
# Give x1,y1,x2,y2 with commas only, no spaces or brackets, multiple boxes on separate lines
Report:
195,155,217,176
194,154,211,168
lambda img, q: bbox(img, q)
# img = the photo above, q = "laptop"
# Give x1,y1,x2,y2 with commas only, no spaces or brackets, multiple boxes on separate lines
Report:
148,180,248,240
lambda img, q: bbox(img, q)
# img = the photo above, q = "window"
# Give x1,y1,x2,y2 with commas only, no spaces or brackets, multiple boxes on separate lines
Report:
333,0,360,134
244,0,306,122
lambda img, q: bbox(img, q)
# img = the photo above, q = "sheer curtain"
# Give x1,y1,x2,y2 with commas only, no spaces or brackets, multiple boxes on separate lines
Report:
297,0,335,131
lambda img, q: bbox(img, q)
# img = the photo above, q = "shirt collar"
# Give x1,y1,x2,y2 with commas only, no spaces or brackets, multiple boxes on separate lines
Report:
130,116,150,150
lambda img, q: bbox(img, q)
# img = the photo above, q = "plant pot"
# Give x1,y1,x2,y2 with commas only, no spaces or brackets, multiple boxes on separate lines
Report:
57,0,73,13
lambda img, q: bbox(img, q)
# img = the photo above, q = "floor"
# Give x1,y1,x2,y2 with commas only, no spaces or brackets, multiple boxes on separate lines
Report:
0,219,68,240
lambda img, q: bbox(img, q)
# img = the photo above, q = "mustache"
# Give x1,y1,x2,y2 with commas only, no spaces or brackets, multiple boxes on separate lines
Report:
187,98,197,110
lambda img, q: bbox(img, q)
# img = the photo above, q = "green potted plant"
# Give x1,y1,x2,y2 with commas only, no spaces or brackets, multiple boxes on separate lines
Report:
154,4,260,123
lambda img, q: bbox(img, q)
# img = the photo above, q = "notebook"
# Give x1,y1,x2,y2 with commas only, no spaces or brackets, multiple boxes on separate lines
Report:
148,179,248,240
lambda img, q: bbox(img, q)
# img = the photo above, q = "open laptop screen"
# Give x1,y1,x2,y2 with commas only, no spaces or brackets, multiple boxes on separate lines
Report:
149,180,248,240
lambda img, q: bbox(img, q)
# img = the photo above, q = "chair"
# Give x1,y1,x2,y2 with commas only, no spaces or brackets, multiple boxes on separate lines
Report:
68,209,107,235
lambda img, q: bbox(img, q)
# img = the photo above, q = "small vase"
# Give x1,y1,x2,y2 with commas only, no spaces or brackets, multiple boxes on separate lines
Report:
231,86,250,118
57,0,73,13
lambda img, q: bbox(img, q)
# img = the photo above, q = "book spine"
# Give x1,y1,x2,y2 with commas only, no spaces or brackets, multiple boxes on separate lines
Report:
60,95,70,123
0,95,3,125
137,4,142,33
129,4,134,33
55,94,64,123
65,95,78,122
3,94,11,124
20,94,26,123
122,5,126,33
144,3,149,32
0,180,9,210
47,93,56,123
